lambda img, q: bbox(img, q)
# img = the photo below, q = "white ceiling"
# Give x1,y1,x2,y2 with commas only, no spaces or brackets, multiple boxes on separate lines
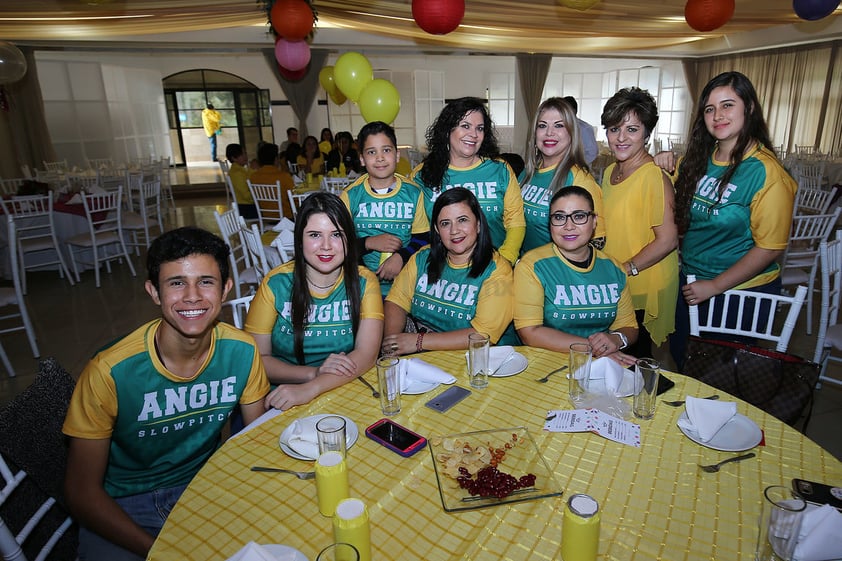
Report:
1,0,841,58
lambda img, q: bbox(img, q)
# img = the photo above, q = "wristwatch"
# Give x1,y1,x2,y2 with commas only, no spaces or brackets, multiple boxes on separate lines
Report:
628,261,639,276
610,331,629,350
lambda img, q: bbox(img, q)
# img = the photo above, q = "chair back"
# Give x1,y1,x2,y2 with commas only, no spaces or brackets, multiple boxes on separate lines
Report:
288,191,311,220
0,216,40,376
321,176,350,194
687,274,807,353
81,186,124,238
86,158,114,170
782,207,841,271
794,159,826,182
815,233,842,364
224,295,254,330
239,219,271,282
247,180,284,232
42,160,68,173
0,178,26,196
794,181,836,215
218,159,230,175
214,203,255,299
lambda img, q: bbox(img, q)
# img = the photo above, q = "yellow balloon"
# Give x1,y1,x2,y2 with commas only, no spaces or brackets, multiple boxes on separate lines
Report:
333,52,373,103
319,66,337,96
358,79,401,124
329,89,347,106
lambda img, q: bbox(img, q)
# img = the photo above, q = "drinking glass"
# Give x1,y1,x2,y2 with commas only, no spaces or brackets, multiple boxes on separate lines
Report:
468,332,490,389
568,343,592,404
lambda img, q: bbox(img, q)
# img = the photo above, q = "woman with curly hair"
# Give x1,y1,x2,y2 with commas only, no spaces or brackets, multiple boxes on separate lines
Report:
520,97,605,254
412,97,525,264
670,71,796,367
297,135,325,175
601,87,679,359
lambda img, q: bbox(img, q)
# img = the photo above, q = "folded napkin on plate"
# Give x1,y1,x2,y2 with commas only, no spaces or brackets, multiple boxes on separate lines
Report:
399,358,455,392
677,396,737,442
286,417,321,459
793,503,842,561
225,542,278,561
88,185,106,194
271,230,294,248
271,217,295,232
66,193,83,204
488,346,515,372
588,357,639,397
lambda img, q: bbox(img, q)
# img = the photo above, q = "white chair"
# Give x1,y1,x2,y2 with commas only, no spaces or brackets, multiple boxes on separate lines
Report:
224,294,254,330
41,160,67,173
214,203,259,299
123,177,163,255
247,180,285,232
156,157,175,210
65,185,137,288
794,181,836,215
67,173,99,193
687,274,807,353
321,176,350,194
0,178,26,197
288,191,311,220
0,195,75,293
218,160,232,205
0,217,40,377
86,157,114,170
814,234,842,387
239,219,272,283
781,207,841,333
287,162,299,176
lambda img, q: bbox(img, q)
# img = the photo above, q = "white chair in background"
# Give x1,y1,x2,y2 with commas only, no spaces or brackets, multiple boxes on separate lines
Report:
287,191,311,220
247,180,285,232
239,219,272,283
0,195,75,293
224,294,254,330
42,160,68,173
214,203,259,299
123,177,163,255
86,157,114,170
65,185,137,288
814,234,842,387
793,181,836,215
0,217,41,377
780,207,841,333
218,159,232,206
687,274,807,353
0,178,25,196
321,176,350,194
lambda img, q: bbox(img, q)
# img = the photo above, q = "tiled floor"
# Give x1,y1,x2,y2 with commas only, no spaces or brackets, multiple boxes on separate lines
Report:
1,162,841,463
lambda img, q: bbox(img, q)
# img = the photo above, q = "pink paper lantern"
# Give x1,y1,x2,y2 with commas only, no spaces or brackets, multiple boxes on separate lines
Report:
274,39,310,72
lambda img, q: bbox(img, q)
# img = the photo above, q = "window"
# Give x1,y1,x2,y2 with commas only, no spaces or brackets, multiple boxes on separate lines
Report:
488,72,515,126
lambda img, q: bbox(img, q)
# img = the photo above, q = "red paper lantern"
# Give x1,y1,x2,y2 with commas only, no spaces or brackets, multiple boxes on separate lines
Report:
279,64,307,81
685,0,735,31
270,0,314,41
412,0,465,35
274,38,310,72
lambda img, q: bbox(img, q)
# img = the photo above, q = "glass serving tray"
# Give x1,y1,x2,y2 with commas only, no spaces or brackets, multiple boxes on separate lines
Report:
429,426,563,512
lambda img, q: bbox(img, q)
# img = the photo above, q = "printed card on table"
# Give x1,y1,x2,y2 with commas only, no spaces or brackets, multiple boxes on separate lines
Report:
544,408,641,447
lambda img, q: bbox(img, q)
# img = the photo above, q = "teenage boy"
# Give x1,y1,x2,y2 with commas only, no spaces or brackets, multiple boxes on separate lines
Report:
340,121,430,296
225,143,257,219
63,227,270,561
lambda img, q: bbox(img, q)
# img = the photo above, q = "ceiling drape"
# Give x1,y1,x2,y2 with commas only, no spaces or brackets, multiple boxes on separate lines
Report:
262,48,329,140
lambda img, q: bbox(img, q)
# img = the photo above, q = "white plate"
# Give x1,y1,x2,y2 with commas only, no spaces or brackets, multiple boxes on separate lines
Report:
402,378,441,395
677,412,762,452
489,351,528,377
263,544,308,561
279,414,359,461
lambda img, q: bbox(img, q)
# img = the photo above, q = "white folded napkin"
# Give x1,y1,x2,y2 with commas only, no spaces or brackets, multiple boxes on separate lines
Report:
794,503,842,561
271,217,295,232
677,396,737,442
399,358,456,392
230,408,283,440
67,193,83,204
587,357,638,397
88,185,106,194
489,346,515,373
225,542,277,561
285,417,321,459
292,175,303,185
271,230,294,248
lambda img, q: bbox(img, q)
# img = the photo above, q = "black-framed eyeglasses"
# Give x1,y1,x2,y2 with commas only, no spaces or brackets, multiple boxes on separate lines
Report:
550,211,594,226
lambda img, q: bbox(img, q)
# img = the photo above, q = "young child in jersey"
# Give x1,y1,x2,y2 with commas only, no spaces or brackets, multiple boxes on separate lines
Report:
340,121,430,296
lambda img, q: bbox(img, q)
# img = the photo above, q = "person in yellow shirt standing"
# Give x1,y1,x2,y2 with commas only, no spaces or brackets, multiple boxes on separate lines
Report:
202,103,222,162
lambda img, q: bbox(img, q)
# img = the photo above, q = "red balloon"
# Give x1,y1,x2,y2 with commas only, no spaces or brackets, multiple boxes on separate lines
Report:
270,0,314,41
793,0,840,20
279,65,307,81
274,38,310,72
412,0,465,35
684,0,735,31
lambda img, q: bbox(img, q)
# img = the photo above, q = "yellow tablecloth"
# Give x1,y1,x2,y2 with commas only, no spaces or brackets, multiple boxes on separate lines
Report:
148,348,841,561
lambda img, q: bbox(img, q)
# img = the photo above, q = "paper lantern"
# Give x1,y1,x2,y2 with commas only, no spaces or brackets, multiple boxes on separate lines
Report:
274,39,310,72
0,42,27,85
557,0,601,10
333,52,373,103
412,0,465,35
359,79,401,124
279,64,308,81
270,0,314,40
793,0,840,20
684,0,735,31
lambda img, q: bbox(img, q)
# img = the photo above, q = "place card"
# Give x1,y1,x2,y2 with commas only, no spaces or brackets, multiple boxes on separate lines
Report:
544,408,641,447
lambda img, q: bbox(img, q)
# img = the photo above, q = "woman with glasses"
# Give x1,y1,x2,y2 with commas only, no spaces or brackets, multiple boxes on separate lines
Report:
600,87,679,359
382,187,514,356
520,97,605,254
514,186,638,360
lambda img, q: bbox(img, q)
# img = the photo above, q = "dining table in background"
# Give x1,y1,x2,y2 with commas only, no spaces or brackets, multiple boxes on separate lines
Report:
147,348,841,561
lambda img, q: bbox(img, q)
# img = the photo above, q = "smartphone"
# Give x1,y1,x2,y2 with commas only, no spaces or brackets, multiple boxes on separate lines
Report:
365,419,427,457
425,386,471,413
793,478,842,510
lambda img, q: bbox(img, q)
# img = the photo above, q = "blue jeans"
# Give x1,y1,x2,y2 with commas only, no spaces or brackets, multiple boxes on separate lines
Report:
670,272,783,371
209,134,218,161
78,484,187,561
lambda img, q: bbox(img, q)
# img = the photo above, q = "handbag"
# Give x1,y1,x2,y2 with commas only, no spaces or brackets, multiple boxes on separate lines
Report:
682,335,820,426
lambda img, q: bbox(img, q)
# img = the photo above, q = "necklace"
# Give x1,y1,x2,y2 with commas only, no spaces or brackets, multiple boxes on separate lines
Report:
308,276,339,290
613,166,625,183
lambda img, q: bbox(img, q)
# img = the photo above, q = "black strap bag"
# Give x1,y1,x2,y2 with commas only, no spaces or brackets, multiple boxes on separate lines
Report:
682,335,820,427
